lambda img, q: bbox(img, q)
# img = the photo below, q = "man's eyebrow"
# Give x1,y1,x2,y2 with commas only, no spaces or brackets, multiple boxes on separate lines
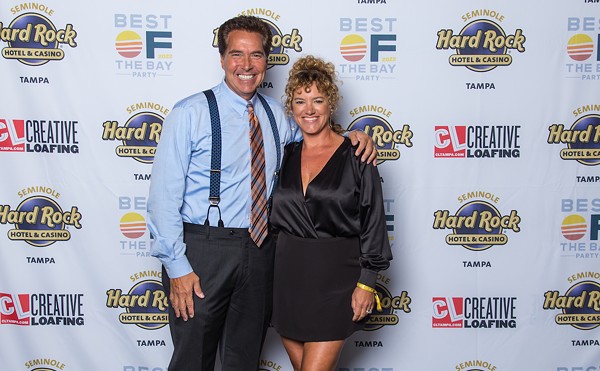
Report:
227,49,264,55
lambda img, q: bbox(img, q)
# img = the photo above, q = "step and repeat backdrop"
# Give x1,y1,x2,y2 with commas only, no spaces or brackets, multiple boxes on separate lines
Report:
1,0,600,370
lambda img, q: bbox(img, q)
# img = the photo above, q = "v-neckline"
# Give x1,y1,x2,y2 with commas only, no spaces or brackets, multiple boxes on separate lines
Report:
300,138,347,198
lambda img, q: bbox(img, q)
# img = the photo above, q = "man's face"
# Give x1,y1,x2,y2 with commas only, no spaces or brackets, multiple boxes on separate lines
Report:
220,30,268,101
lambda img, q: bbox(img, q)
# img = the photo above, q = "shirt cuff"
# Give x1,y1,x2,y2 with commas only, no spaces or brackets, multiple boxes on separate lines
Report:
161,255,193,279
358,268,377,289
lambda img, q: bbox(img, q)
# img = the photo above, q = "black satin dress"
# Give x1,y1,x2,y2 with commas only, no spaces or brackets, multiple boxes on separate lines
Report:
270,137,392,342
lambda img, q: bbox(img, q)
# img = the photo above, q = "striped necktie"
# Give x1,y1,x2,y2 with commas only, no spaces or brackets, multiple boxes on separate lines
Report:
247,102,269,247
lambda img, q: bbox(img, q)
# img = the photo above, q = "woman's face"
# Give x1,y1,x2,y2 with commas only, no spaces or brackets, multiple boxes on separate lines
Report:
291,82,331,137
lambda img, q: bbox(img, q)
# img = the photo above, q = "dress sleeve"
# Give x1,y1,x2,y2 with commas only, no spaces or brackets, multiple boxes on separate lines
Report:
356,160,393,289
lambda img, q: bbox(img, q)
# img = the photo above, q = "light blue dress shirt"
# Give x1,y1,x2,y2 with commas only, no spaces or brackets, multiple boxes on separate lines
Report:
147,80,299,278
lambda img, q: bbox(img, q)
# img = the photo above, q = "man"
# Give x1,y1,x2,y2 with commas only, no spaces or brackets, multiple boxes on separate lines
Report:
147,15,376,371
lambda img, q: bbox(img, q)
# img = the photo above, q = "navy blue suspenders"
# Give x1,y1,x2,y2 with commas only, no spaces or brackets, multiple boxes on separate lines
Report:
202,89,224,228
257,93,281,188
202,89,281,228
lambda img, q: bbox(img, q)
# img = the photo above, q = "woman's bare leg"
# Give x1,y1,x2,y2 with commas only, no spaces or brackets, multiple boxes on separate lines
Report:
301,340,345,371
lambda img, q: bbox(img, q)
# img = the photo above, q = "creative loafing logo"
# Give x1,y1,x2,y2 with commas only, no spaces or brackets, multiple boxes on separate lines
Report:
1,3,77,66
565,16,600,81
432,296,517,329
543,272,600,330
212,8,303,70
433,191,521,251
338,17,398,80
24,358,68,371
114,13,173,78
1,186,82,247
559,198,600,259
433,125,521,159
346,104,412,165
547,104,600,166
364,276,410,331
105,270,169,330
0,292,85,326
0,118,80,154
455,359,500,371
436,9,526,72
102,102,168,164
118,196,152,258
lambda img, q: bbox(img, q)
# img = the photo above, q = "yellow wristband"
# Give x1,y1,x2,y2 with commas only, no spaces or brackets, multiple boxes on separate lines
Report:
356,283,382,312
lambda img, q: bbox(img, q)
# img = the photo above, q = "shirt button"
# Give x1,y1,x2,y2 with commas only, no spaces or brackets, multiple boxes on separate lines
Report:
229,230,235,235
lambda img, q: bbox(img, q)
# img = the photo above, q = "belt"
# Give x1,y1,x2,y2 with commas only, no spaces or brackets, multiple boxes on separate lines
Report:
183,222,250,238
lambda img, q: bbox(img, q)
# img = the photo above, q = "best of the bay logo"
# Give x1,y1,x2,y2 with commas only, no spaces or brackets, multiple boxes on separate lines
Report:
105,271,168,329
432,296,517,329
114,13,173,78
338,17,397,80
347,104,412,165
118,196,151,258
433,191,521,251
384,199,395,244
436,9,526,72
212,8,303,71
123,366,166,371
559,198,600,259
566,16,600,80
0,118,79,153
1,186,82,247
547,104,600,166
455,359,499,371
1,4,78,66
364,275,411,331
0,292,84,326
102,102,168,164
434,125,521,159
543,272,600,330
25,358,67,371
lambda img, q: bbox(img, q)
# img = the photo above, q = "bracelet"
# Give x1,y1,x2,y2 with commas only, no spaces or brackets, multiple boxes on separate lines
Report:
356,283,382,311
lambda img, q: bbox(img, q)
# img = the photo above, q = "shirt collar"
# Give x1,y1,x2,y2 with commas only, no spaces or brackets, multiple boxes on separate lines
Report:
219,79,259,115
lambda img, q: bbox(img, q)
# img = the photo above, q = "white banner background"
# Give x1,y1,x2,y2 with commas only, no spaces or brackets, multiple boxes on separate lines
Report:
1,1,599,370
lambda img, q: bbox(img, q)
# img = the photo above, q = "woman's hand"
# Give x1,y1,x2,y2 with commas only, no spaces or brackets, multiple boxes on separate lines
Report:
351,286,374,322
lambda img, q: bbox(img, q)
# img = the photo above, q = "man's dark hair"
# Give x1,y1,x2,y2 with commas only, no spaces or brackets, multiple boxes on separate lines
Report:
217,15,272,56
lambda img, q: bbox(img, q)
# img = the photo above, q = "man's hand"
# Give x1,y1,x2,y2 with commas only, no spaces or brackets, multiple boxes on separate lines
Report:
348,130,377,164
169,272,204,321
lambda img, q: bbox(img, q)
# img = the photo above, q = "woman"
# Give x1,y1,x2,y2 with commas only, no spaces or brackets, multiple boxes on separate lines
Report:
270,55,393,370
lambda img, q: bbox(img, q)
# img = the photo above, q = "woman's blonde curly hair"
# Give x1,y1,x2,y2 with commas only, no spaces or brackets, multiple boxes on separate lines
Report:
284,55,345,134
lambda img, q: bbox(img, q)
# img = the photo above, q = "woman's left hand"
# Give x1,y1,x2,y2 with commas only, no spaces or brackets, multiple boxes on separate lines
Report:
351,286,374,322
